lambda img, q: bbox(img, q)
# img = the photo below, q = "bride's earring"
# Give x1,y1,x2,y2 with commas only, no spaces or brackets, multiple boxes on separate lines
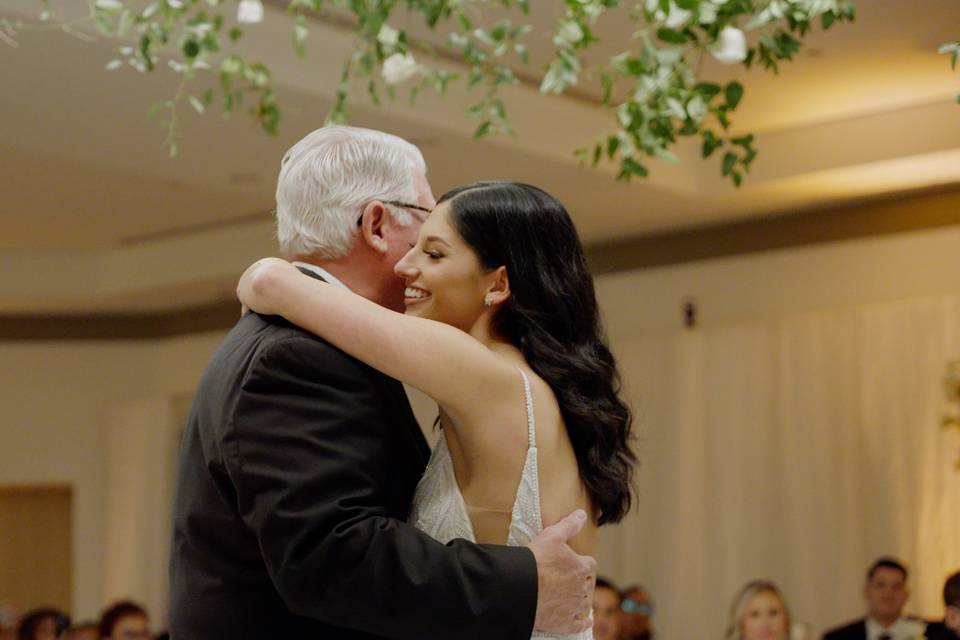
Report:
484,295,493,307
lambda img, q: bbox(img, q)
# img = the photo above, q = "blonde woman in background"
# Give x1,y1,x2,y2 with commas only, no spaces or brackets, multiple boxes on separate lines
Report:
726,580,795,640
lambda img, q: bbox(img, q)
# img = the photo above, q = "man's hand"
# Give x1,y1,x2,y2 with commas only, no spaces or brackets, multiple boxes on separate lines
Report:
527,509,596,634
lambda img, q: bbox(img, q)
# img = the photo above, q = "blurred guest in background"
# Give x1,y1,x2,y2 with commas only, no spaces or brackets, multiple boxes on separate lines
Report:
822,557,925,640
15,608,68,640
620,584,654,640
63,622,97,640
97,602,149,640
725,580,791,640
926,570,960,639
593,577,622,640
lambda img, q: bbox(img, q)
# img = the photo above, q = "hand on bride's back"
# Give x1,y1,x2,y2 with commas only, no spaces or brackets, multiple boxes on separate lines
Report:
237,257,294,316
528,509,597,635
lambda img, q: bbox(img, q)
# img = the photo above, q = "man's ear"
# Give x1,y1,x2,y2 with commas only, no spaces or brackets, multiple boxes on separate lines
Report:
358,201,390,254
485,266,511,306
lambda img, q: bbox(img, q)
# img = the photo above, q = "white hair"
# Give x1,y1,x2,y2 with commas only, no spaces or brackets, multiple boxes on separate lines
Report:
275,125,427,259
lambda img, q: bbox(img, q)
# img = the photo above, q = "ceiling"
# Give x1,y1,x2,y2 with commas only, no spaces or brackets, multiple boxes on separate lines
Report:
0,0,958,313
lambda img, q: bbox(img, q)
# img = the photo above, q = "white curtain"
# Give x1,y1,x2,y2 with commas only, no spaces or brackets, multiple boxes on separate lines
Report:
598,294,960,639
103,396,185,628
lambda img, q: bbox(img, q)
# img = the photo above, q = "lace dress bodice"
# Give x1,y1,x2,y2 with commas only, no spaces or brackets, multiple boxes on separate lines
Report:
407,371,592,640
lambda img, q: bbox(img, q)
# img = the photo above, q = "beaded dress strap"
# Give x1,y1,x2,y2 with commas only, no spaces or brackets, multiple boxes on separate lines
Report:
519,370,536,448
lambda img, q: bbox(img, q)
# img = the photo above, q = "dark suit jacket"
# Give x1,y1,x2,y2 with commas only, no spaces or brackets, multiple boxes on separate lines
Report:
169,272,537,639
927,621,960,639
822,619,866,640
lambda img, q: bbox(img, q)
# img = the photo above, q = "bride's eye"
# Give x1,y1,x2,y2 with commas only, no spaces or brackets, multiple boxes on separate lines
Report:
424,249,443,260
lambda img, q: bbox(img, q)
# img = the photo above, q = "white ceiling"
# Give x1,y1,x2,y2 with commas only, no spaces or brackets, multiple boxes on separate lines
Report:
0,0,959,312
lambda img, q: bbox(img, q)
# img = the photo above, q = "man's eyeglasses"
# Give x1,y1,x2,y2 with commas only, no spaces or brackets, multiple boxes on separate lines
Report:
621,599,653,616
357,200,433,226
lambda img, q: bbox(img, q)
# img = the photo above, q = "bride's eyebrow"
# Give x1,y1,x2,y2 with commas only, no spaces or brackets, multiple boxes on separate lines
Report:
425,235,451,247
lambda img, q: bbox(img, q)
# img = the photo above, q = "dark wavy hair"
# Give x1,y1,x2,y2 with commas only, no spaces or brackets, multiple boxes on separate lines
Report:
16,608,68,640
437,181,636,524
98,600,147,638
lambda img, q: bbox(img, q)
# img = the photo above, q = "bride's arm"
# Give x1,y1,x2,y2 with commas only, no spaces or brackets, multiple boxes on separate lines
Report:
238,258,516,417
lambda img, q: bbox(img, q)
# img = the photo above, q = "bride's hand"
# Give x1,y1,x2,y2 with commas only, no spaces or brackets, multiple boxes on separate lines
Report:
237,258,297,315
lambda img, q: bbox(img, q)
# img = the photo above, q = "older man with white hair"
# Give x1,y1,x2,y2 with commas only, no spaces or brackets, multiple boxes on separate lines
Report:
169,125,594,640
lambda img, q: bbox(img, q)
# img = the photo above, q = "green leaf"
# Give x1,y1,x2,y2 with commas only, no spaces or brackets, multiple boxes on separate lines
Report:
514,43,529,63
725,81,744,109
117,9,133,37
722,151,737,176
182,40,200,59
293,17,308,58
473,121,492,138
146,103,162,118
821,12,835,29
656,28,687,45
94,12,114,36
654,147,679,162
228,28,242,42
702,133,722,158
731,134,754,146
694,82,722,99
94,0,123,13
617,157,649,180
606,136,620,159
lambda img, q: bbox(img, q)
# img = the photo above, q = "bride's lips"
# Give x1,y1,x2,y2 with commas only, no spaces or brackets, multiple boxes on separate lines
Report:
403,285,431,306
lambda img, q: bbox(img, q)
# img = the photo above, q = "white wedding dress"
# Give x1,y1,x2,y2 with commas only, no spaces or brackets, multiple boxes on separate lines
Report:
408,370,593,640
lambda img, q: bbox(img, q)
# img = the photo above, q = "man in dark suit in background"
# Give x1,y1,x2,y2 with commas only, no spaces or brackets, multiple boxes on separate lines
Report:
822,557,925,640
169,126,595,640
926,571,960,639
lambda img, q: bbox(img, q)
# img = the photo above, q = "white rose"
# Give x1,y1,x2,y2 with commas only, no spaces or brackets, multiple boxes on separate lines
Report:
381,52,419,85
236,0,263,24
377,24,399,48
710,26,748,64
665,2,693,29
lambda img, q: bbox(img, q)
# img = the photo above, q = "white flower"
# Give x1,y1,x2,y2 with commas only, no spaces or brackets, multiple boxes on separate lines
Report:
237,0,263,25
710,26,748,64
377,24,399,48
645,0,660,12
665,2,693,29
699,3,718,24
381,52,419,85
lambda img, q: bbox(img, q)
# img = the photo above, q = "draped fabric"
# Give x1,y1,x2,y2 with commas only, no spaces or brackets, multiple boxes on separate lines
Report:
598,295,960,639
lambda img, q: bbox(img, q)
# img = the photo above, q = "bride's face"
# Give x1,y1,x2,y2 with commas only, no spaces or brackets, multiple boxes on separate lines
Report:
393,202,495,332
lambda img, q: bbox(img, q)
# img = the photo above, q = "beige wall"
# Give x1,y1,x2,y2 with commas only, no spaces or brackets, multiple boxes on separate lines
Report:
0,222,958,625
0,335,223,622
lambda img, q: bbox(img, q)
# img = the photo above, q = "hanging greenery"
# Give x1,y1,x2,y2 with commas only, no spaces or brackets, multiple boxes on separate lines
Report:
3,0,859,183
942,38,960,103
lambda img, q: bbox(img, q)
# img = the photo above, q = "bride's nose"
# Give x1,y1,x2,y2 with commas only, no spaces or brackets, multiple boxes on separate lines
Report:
394,248,418,278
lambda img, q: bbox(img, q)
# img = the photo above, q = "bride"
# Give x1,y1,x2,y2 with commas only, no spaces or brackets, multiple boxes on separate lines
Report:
238,181,636,636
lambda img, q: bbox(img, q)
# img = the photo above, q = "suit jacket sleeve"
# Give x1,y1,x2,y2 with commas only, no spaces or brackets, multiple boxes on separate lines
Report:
224,333,538,639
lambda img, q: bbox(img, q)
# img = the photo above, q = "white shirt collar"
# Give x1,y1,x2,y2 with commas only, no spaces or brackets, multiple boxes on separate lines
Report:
292,261,350,291
866,617,927,640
